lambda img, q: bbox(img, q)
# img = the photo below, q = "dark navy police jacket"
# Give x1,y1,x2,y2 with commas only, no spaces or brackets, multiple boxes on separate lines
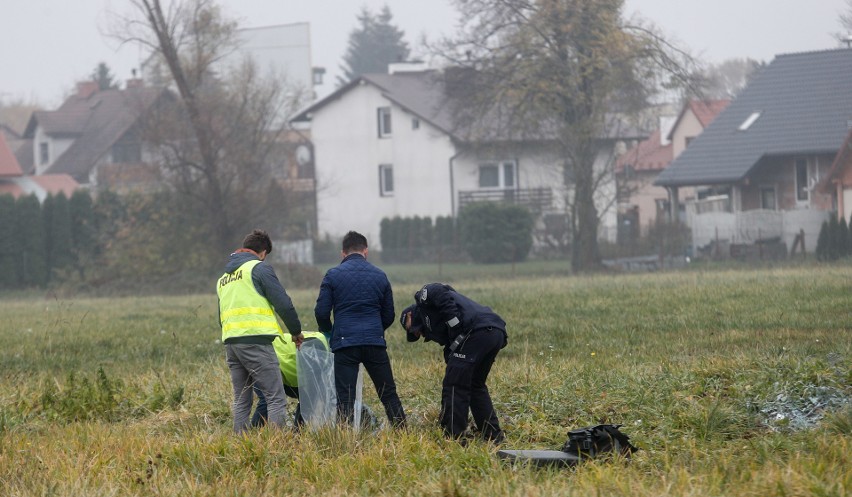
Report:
407,283,506,348
314,253,395,352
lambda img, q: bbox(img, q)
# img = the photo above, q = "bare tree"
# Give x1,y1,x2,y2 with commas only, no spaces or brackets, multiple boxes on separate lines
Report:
838,0,852,41
694,58,764,99
111,0,308,255
436,0,695,271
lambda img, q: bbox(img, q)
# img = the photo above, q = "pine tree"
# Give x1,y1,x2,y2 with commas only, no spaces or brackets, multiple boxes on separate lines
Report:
0,195,17,288
816,220,829,261
828,214,840,261
338,5,410,85
69,190,96,277
91,62,118,90
47,193,74,278
839,216,851,258
16,194,48,286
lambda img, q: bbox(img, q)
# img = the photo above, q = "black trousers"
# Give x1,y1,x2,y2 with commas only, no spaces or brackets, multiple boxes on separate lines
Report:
334,345,406,427
441,327,505,441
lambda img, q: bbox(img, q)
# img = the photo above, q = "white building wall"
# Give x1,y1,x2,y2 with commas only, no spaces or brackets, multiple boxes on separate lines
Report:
844,189,852,222
33,127,73,175
310,84,455,248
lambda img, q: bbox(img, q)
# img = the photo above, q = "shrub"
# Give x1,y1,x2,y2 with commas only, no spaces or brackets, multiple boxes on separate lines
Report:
16,194,47,287
0,195,17,288
816,220,829,261
458,202,533,263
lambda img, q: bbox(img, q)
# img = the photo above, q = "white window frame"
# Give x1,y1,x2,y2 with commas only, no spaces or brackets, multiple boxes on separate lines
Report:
377,107,392,138
379,164,394,196
478,160,516,189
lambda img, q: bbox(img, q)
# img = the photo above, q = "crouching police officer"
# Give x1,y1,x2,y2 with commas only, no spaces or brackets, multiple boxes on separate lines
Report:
400,283,508,443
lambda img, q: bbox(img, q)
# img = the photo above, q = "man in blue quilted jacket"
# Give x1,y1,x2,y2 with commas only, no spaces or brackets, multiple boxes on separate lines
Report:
314,231,406,427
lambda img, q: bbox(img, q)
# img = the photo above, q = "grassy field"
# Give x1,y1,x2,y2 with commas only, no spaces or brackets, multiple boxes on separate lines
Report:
1,264,850,496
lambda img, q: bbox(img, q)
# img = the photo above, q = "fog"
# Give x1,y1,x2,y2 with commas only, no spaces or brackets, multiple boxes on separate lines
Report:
0,0,846,107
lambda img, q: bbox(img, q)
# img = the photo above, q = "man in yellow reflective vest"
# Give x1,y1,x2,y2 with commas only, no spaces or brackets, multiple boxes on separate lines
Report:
217,229,304,433
251,331,329,428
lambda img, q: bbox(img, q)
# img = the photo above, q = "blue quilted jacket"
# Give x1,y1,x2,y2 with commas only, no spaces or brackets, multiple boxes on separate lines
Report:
314,253,395,352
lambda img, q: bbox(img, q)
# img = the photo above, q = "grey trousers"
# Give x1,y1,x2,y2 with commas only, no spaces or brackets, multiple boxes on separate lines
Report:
225,343,288,434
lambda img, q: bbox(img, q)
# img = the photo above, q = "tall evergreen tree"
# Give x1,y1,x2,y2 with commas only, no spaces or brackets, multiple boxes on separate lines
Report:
816,220,829,261
0,195,17,288
46,193,74,278
839,216,850,258
16,194,47,286
69,190,96,277
338,5,410,85
827,214,840,261
91,62,119,90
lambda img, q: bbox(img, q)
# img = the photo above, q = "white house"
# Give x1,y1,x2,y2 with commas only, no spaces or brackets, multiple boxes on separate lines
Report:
292,65,643,250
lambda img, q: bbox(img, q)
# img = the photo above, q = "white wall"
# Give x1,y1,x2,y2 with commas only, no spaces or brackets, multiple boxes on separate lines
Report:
690,208,829,254
310,83,455,248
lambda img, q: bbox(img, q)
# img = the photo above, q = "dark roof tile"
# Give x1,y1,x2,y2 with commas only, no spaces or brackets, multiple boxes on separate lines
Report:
656,49,852,187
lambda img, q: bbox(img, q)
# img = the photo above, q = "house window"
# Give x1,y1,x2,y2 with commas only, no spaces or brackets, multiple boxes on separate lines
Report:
412,118,420,130
379,164,394,196
478,161,516,189
377,107,392,137
760,186,777,210
39,142,49,165
795,158,809,202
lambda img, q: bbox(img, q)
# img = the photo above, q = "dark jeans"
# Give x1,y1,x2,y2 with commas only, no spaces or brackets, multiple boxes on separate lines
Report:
334,345,406,427
441,327,505,442
252,384,302,428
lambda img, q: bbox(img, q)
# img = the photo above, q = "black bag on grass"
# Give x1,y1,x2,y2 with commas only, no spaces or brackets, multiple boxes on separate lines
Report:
561,424,638,459
497,423,637,467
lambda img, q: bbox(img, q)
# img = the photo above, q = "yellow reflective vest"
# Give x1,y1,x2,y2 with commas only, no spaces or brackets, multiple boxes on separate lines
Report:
272,331,329,387
217,259,282,342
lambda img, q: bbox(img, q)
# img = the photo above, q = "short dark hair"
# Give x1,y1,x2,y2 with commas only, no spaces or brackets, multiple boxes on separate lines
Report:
341,231,368,254
242,229,272,254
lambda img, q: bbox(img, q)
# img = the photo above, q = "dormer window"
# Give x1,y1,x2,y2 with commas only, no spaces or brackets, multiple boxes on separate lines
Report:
738,111,761,131
377,107,392,137
39,142,49,165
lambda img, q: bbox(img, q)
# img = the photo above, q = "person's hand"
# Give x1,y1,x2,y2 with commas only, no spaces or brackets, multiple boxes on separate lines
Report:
292,332,305,349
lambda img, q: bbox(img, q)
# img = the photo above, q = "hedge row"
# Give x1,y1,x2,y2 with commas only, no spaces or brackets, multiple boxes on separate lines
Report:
379,202,533,264
0,191,96,288
815,215,852,261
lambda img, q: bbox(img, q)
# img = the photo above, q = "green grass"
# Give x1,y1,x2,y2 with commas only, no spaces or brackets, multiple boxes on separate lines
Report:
1,265,850,496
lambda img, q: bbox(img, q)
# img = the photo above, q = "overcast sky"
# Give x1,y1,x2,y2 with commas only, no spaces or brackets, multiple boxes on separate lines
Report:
0,0,847,108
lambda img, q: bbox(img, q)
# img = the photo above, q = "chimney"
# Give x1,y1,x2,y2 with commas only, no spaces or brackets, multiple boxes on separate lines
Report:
76,80,99,99
125,68,144,89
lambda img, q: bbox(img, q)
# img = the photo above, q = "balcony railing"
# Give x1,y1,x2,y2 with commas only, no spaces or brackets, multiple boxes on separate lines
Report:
457,187,553,214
